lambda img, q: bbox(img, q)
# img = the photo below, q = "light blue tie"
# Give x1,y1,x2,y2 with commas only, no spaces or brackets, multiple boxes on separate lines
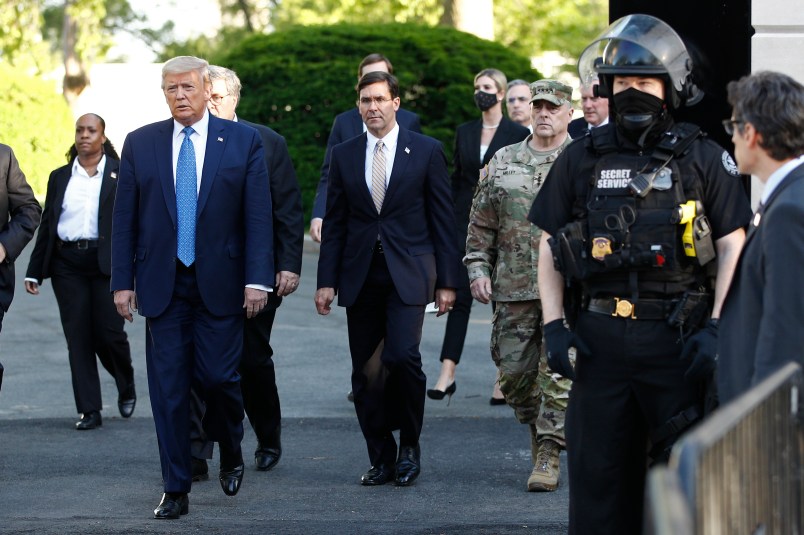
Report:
176,126,197,266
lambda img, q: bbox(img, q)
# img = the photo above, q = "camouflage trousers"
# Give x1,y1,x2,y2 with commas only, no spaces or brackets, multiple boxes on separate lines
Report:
490,300,572,446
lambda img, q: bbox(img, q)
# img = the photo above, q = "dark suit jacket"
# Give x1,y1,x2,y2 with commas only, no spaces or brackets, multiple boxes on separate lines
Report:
26,157,119,283
240,118,303,312
450,117,530,239
312,107,421,219
0,144,41,311
568,117,591,139
111,114,274,317
717,162,804,404
317,126,461,307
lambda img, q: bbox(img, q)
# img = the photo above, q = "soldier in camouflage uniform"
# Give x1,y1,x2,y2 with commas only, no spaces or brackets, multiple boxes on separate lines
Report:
464,79,574,492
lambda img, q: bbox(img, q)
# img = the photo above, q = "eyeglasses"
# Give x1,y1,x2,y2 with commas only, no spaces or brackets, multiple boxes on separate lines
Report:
722,118,745,136
358,96,394,107
209,93,230,104
507,96,529,104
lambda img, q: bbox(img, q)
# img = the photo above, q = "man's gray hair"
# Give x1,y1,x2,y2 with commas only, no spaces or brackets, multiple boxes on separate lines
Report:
507,79,530,91
161,56,209,89
208,65,242,101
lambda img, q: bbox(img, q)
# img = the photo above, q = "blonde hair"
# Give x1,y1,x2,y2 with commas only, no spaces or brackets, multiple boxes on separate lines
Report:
161,56,209,89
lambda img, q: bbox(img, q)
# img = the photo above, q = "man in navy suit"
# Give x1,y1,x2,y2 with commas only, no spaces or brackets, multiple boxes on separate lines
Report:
112,56,274,519
309,53,421,243
567,77,609,139
717,71,804,404
315,71,461,487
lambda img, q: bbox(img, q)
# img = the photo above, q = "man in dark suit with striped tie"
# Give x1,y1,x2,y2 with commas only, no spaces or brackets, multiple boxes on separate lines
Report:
315,71,461,487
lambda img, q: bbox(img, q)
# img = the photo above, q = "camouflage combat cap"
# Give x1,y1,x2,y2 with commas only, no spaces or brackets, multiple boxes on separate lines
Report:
529,79,572,106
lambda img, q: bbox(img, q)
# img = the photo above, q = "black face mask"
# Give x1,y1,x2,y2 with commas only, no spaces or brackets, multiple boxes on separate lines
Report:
474,90,499,111
613,87,672,146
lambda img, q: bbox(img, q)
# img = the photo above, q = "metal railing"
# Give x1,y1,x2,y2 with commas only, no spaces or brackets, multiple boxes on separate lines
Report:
645,362,803,535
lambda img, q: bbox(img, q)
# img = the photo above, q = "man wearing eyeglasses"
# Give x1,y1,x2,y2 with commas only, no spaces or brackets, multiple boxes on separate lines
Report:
315,71,461,487
717,71,804,405
506,79,533,131
186,65,303,481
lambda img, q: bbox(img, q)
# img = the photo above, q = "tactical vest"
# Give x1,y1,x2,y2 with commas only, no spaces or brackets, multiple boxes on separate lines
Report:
560,123,708,296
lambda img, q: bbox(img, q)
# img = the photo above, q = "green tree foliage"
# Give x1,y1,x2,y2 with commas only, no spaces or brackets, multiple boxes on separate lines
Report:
0,63,74,198
0,1,54,71
220,22,538,219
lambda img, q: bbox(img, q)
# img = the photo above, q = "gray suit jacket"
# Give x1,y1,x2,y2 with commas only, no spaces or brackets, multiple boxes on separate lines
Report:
717,161,804,404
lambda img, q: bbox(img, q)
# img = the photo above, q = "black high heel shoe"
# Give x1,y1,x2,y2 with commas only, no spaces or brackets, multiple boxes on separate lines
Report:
427,382,457,405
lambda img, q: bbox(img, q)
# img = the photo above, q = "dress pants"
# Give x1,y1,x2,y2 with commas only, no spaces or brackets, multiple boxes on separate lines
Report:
346,250,426,467
189,303,282,458
50,247,134,414
566,310,701,535
439,229,472,363
146,264,245,493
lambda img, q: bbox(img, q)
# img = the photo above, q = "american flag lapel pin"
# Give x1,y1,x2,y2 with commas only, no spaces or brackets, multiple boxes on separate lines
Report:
404,147,410,154
217,137,224,142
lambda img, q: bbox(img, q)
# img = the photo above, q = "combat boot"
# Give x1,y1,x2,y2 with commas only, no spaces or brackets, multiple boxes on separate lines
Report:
527,438,560,492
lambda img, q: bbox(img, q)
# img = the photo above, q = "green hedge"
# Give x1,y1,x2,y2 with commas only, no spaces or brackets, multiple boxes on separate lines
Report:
220,23,539,221
0,64,74,200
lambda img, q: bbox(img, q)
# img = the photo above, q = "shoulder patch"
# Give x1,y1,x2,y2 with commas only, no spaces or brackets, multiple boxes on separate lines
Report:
721,151,740,176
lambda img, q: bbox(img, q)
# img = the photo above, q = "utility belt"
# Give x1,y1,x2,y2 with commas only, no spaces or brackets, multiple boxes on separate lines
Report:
585,290,710,330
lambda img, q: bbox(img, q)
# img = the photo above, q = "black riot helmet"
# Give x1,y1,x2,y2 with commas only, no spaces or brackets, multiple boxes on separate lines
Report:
578,14,702,110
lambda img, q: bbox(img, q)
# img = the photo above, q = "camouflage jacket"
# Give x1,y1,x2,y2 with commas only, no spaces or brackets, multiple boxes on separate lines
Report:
464,135,572,301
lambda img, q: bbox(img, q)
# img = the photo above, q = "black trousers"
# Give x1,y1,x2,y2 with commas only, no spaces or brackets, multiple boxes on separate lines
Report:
50,247,133,414
566,310,702,535
190,304,282,458
439,229,472,363
347,251,426,467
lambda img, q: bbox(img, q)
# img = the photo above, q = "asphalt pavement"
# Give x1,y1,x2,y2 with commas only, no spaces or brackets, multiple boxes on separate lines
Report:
0,237,569,534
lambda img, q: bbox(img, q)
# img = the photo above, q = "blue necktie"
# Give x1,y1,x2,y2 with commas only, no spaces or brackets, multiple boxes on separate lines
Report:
176,126,197,266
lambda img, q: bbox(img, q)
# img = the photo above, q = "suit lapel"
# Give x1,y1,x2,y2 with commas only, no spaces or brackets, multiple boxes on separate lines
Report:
157,119,178,226
485,118,512,165
468,120,482,167
350,133,374,209
51,166,72,230
382,128,412,210
746,163,804,244
198,115,226,216
99,158,119,208
349,109,364,138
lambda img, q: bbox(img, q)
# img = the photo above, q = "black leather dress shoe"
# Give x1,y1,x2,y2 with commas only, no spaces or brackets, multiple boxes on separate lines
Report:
394,445,421,486
75,411,102,430
360,464,394,486
118,397,136,418
191,457,209,482
154,492,189,519
255,444,282,471
219,464,244,496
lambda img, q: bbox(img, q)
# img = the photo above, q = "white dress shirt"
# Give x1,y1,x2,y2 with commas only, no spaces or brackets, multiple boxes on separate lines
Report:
57,155,106,241
172,112,209,193
761,154,804,204
365,123,399,194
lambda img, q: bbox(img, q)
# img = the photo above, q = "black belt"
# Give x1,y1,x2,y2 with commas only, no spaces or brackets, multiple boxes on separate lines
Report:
57,239,98,250
587,297,677,320
374,240,384,254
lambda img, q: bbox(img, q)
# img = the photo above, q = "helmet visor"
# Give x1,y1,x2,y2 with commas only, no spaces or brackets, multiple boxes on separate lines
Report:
578,14,692,94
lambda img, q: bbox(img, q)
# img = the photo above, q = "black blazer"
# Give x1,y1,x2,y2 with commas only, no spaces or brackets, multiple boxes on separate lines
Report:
717,162,804,404
568,117,591,139
26,156,118,283
450,117,530,237
240,118,304,310
312,107,422,219
0,144,41,310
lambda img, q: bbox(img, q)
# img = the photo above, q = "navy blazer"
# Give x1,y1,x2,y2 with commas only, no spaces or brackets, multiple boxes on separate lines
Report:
568,117,591,139
311,107,421,219
27,157,119,283
717,162,804,404
317,126,461,307
111,114,274,317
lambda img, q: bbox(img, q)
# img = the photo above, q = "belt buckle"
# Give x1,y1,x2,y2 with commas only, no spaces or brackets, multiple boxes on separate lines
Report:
613,297,637,319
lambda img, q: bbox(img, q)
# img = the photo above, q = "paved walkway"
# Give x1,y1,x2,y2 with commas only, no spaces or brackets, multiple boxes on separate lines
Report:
0,238,569,534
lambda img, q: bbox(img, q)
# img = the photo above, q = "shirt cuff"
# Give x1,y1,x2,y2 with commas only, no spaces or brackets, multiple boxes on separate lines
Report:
246,283,273,292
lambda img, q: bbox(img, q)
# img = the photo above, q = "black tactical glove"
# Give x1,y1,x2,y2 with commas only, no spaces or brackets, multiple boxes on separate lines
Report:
543,319,589,380
680,319,719,382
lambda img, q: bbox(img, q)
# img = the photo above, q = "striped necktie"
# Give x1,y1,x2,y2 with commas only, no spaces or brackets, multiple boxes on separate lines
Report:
371,140,386,213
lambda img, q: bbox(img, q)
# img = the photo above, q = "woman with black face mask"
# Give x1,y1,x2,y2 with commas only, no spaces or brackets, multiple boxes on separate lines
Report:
427,68,530,404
